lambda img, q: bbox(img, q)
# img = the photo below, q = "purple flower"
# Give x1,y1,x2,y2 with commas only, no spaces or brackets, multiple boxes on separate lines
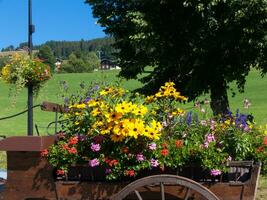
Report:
89,158,100,167
105,168,112,174
84,96,91,103
136,153,145,161
78,135,87,142
150,159,159,167
91,143,101,152
148,143,157,150
210,169,222,176
186,111,192,125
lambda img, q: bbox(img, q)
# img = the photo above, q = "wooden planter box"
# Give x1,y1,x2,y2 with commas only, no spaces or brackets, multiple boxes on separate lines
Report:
0,136,261,200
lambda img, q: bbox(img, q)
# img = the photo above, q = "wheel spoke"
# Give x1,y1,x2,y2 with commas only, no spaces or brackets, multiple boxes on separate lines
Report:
134,190,142,200
184,187,191,200
160,182,165,200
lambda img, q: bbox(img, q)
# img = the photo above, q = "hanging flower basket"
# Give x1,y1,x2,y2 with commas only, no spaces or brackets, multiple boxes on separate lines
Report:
1,53,51,95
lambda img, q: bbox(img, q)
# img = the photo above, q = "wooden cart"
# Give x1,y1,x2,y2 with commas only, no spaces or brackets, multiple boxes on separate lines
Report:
0,136,261,200
0,102,261,199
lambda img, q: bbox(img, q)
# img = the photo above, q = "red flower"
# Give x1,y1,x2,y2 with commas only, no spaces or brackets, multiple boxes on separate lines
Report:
257,146,264,153
125,170,135,177
161,143,168,148
105,158,118,167
68,136,78,145
56,169,65,175
161,149,169,156
109,159,119,167
41,149,48,157
121,147,129,153
62,144,70,151
263,136,267,146
175,140,183,148
68,147,77,154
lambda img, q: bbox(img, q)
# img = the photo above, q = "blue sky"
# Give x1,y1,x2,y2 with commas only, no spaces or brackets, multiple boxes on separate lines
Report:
0,0,106,49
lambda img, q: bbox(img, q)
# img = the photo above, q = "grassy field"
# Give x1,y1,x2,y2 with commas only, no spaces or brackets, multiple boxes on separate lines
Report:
0,69,267,136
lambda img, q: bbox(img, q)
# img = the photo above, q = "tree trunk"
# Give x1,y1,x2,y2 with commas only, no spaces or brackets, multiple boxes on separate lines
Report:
210,80,229,116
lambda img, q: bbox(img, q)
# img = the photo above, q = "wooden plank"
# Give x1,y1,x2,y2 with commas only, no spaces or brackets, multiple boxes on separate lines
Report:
41,101,67,113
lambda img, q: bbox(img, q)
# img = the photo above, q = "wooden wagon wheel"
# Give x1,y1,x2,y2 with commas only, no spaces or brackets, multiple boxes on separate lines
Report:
112,174,220,200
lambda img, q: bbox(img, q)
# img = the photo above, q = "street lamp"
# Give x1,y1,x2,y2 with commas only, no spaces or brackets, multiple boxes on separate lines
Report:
28,0,35,136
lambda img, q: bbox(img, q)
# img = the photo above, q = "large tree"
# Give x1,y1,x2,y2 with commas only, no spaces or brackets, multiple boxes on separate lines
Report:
37,45,56,71
86,0,267,115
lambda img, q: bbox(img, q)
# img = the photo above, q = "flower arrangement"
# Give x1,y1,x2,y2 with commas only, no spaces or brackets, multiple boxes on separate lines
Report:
43,81,267,180
1,53,51,95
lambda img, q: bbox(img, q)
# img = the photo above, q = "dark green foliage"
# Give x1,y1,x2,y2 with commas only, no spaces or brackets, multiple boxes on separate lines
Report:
0,56,9,70
1,45,14,52
35,37,116,60
36,45,56,71
86,0,267,115
61,51,100,73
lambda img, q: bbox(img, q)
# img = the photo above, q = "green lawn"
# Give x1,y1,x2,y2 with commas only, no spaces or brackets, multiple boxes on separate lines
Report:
0,69,267,136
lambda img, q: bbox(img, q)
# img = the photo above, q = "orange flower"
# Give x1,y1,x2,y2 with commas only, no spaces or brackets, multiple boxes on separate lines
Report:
161,149,169,156
175,140,183,148
125,170,135,177
68,136,78,145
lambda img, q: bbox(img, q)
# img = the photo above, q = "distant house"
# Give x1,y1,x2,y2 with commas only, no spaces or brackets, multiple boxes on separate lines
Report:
100,58,120,70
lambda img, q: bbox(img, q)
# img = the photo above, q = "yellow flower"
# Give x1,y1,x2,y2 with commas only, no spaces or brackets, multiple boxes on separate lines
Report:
127,119,145,139
145,95,155,103
87,99,102,107
150,120,163,132
105,111,122,122
76,103,86,109
1,65,10,80
132,105,148,116
172,108,185,116
91,108,100,116
100,87,114,96
111,134,124,142
115,101,133,114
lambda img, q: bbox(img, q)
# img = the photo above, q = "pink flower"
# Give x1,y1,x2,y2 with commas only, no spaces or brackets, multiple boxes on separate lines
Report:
150,159,159,167
148,142,157,150
203,133,215,148
136,153,145,161
210,169,221,176
91,143,101,152
89,158,100,167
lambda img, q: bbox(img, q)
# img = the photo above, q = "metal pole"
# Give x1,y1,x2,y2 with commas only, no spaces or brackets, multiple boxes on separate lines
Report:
28,0,34,136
